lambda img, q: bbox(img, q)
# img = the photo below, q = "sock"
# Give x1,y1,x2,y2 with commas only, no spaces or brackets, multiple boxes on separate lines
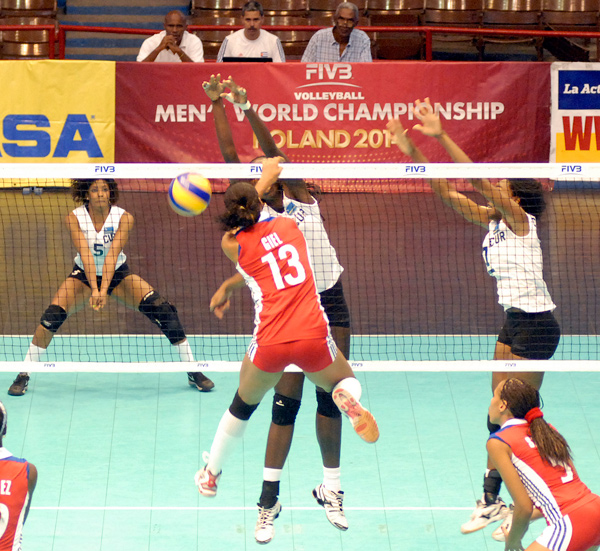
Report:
332,377,362,403
206,410,248,475
263,467,283,482
175,339,195,362
24,343,45,363
323,466,342,492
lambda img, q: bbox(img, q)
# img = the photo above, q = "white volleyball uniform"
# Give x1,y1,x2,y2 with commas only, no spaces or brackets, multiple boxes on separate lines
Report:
73,205,127,276
482,213,555,313
282,195,343,294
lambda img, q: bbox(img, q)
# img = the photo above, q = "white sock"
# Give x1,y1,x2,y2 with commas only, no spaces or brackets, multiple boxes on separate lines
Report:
323,466,342,492
333,377,362,403
263,468,282,482
207,409,248,475
22,343,45,376
175,339,195,362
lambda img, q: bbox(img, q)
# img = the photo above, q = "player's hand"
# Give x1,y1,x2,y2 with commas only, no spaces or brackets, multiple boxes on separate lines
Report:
202,74,226,101
412,98,444,137
221,76,248,106
90,290,106,311
503,526,524,551
210,287,232,319
260,156,284,182
386,119,414,156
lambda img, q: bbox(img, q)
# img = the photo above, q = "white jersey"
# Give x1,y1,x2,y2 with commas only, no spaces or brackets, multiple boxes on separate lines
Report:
217,29,285,62
136,30,205,62
283,196,343,293
73,205,127,276
260,198,343,293
483,213,555,313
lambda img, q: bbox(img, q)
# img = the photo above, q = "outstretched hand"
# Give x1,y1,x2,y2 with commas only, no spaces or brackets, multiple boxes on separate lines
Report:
221,76,248,106
260,156,284,181
202,73,226,101
412,98,444,138
386,119,414,156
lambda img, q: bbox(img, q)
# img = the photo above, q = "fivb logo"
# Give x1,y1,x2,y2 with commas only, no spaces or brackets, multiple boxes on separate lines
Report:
306,63,353,81
560,165,582,173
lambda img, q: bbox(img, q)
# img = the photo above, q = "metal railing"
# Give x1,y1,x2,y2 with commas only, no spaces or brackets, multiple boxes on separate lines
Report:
0,22,598,61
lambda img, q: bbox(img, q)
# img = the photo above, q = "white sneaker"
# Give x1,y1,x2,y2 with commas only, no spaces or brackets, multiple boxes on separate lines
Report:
255,501,282,544
491,506,513,542
460,496,509,534
332,388,379,443
312,484,349,531
194,452,221,497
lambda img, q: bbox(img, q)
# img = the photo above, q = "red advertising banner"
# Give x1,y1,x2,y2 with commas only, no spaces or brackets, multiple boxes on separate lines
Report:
115,61,550,169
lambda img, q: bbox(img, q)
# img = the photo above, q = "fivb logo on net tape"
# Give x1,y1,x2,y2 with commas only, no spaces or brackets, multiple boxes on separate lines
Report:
551,63,600,163
0,60,115,164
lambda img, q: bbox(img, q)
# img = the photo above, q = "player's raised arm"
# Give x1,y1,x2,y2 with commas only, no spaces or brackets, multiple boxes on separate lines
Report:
203,74,240,164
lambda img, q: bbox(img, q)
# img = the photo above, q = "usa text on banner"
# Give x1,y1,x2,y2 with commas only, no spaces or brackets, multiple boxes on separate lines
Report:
551,62,600,163
0,60,116,185
115,61,550,181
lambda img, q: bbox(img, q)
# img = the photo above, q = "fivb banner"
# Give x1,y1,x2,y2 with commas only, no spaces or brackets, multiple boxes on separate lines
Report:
0,61,115,166
551,62,600,162
115,61,550,165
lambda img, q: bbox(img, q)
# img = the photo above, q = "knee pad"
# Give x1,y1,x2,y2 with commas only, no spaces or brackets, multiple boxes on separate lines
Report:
229,391,259,421
316,389,342,419
40,304,68,333
271,393,301,426
139,291,186,345
487,414,501,435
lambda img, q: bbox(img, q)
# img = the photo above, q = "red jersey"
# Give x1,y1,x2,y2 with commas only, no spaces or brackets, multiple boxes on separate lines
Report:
235,215,329,345
490,420,596,520
0,448,31,551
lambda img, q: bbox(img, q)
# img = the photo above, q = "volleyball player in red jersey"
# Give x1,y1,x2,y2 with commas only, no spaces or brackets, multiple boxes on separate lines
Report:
195,159,379,500
488,378,600,551
0,402,37,551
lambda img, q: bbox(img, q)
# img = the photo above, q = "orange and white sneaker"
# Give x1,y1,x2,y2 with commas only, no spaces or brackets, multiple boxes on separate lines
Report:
195,453,221,497
332,388,379,443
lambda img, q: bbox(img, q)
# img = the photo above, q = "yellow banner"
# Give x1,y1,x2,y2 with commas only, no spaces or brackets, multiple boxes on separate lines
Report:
0,60,115,168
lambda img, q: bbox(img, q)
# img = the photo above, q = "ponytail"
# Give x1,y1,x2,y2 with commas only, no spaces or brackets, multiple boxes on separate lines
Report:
501,378,572,467
219,182,262,231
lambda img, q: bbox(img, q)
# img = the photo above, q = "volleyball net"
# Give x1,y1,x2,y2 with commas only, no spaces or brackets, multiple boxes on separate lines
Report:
0,162,599,373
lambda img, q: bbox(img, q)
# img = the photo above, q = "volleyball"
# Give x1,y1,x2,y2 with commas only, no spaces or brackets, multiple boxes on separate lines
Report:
168,173,212,216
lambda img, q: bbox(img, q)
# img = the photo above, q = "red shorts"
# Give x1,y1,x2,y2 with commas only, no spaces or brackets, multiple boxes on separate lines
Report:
537,495,600,551
248,335,337,373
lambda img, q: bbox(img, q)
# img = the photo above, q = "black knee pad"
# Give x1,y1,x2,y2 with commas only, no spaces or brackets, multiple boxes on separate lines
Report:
229,391,259,421
271,393,301,426
316,389,342,418
487,414,501,434
40,304,68,333
139,291,186,345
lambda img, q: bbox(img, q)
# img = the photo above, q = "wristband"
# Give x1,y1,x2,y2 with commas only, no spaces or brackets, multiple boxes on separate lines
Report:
224,95,251,110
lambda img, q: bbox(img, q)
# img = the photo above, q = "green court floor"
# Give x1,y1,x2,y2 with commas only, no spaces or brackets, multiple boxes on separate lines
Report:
4,371,600,551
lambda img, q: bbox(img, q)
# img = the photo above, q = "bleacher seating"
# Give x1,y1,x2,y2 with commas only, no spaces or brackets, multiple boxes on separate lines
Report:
366,0,424,59
0,0,57,17
479,0,543,60
0,15,57,58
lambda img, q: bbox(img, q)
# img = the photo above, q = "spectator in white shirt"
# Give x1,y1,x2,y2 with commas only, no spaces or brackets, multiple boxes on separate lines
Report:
137,10,204,63
302,2,372,63
217,1,285,62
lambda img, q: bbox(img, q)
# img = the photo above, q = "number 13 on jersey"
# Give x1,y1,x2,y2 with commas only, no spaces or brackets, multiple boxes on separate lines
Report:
262,244,307,290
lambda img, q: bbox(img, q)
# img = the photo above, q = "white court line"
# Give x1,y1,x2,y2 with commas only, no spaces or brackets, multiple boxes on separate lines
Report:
32,506,472,511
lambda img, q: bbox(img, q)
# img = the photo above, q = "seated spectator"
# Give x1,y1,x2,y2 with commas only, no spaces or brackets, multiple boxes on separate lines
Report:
137,10,204,62
217,1,285,62
302,2,372,63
